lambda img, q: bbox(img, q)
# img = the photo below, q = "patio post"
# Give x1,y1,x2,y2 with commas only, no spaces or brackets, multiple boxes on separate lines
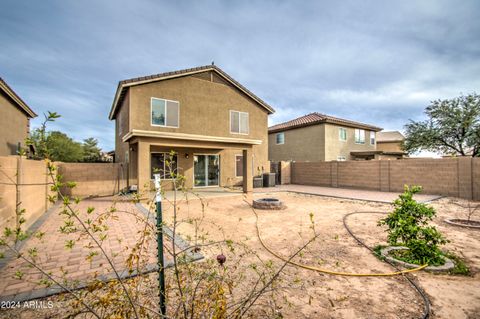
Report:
154,174,166,317
242,148,253,193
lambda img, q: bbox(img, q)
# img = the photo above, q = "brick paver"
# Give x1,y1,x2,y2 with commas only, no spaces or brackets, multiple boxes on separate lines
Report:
0,198,160,302
256,184,442,203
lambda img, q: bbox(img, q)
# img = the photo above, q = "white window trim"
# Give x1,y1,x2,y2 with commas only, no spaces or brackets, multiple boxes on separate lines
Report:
150,152,177,180
355,129,366,144
229,110,249,135
339,128,347,142
275,132,285,145
151,97,180,128
235,154,243,178
370,131,376,145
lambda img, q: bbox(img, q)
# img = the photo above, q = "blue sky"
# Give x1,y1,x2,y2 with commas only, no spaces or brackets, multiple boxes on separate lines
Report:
1,0,479,151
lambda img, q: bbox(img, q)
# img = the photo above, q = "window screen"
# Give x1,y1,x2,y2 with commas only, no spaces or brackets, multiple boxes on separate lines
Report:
231,111,240,133
166,100,179,127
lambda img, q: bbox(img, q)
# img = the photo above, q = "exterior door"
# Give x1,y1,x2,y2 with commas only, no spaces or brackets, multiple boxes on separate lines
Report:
194,155,220,187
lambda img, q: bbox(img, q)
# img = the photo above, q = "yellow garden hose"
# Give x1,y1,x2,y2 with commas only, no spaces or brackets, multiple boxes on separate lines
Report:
253,209,428,277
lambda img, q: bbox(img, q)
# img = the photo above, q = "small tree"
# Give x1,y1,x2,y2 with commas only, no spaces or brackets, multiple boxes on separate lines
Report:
404,93,480,157
82,137,102,162
452,200,480,222
379,185,448,265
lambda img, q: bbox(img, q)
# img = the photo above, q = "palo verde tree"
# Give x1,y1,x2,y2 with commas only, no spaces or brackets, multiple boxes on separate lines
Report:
404,93,480,157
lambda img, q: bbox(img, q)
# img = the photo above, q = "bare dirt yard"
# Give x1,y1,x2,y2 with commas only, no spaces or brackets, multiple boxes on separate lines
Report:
166,192,480,319
1,192,478,318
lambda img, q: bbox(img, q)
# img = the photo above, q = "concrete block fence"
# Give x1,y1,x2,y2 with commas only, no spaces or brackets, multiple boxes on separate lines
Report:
0,157,127,230
290,157,480,201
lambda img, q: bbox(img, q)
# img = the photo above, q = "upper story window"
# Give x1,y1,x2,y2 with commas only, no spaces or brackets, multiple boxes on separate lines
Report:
230,111,249,134
370,131,375,145
355,129,365,144
339,128,347,141
276,132,285,145
151,97,179,128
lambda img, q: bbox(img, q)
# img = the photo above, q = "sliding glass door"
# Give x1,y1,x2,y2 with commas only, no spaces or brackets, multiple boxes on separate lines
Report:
194,155,220,187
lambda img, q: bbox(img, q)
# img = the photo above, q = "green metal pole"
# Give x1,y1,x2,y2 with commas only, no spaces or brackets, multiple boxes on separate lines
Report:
154,174,166,317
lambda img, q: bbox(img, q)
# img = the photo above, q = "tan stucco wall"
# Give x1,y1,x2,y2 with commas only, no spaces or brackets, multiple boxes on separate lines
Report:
377,141,403,152
0,92,29,156
114,73,269,190
115,90,130,163
323,124,376,161
268,125,325,162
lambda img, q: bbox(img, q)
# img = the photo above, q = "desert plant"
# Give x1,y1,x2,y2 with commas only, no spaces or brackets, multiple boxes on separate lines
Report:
452,200,480,222
378,185,448,265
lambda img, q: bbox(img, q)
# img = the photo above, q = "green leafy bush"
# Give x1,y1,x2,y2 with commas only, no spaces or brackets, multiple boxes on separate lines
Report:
379,185,448,265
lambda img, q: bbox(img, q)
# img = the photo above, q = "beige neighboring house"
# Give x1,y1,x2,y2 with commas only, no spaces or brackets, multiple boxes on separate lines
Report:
268,112,384,162
109,65,274,193
0,77,37,156
376,131,405,153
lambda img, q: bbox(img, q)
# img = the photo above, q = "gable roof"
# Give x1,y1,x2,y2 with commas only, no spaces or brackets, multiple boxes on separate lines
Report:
377,131,405,142
109,65,275,120
268,112,382,133
0,77,37,118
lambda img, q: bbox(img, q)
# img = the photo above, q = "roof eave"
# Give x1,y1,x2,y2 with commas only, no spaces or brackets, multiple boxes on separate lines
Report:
108,66,275,120
0,80,37,118
269,120,382,134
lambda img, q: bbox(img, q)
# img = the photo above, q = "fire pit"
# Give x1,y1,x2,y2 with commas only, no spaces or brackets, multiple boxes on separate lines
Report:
253,198,285,210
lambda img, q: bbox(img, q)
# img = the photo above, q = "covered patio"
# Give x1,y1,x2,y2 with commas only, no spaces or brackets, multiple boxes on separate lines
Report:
124,130,263,194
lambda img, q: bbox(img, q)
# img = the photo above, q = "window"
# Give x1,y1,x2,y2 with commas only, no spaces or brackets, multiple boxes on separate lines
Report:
339,128,347,141
230,111,249,134
355,129,365,144
370,131,375,145
337,156,346,161
235,155,243,177
151,98,179,127
151,153,178,179
276,132,285,145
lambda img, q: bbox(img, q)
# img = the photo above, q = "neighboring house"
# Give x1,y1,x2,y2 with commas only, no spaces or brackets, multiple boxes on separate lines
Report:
268,112,382,162
376,131,405,153
0,77,37,156
109,65,274,193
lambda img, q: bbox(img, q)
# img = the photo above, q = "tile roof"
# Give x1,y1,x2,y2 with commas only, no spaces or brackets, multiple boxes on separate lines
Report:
0,77,37,118
109,65,275,119
268,112,382,133
376,131,405,142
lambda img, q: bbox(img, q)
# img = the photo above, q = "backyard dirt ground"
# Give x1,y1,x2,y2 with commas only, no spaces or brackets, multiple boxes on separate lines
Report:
165,192,480,319
1,192,479,318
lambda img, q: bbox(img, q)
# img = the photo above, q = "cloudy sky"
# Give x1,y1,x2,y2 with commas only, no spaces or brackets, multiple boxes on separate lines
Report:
1,0,479,151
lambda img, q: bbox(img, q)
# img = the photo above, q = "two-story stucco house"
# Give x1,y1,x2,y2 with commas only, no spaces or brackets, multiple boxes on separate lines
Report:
376,131,405,152
268,112,383,162
109,65,274,193
0,77,37,156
